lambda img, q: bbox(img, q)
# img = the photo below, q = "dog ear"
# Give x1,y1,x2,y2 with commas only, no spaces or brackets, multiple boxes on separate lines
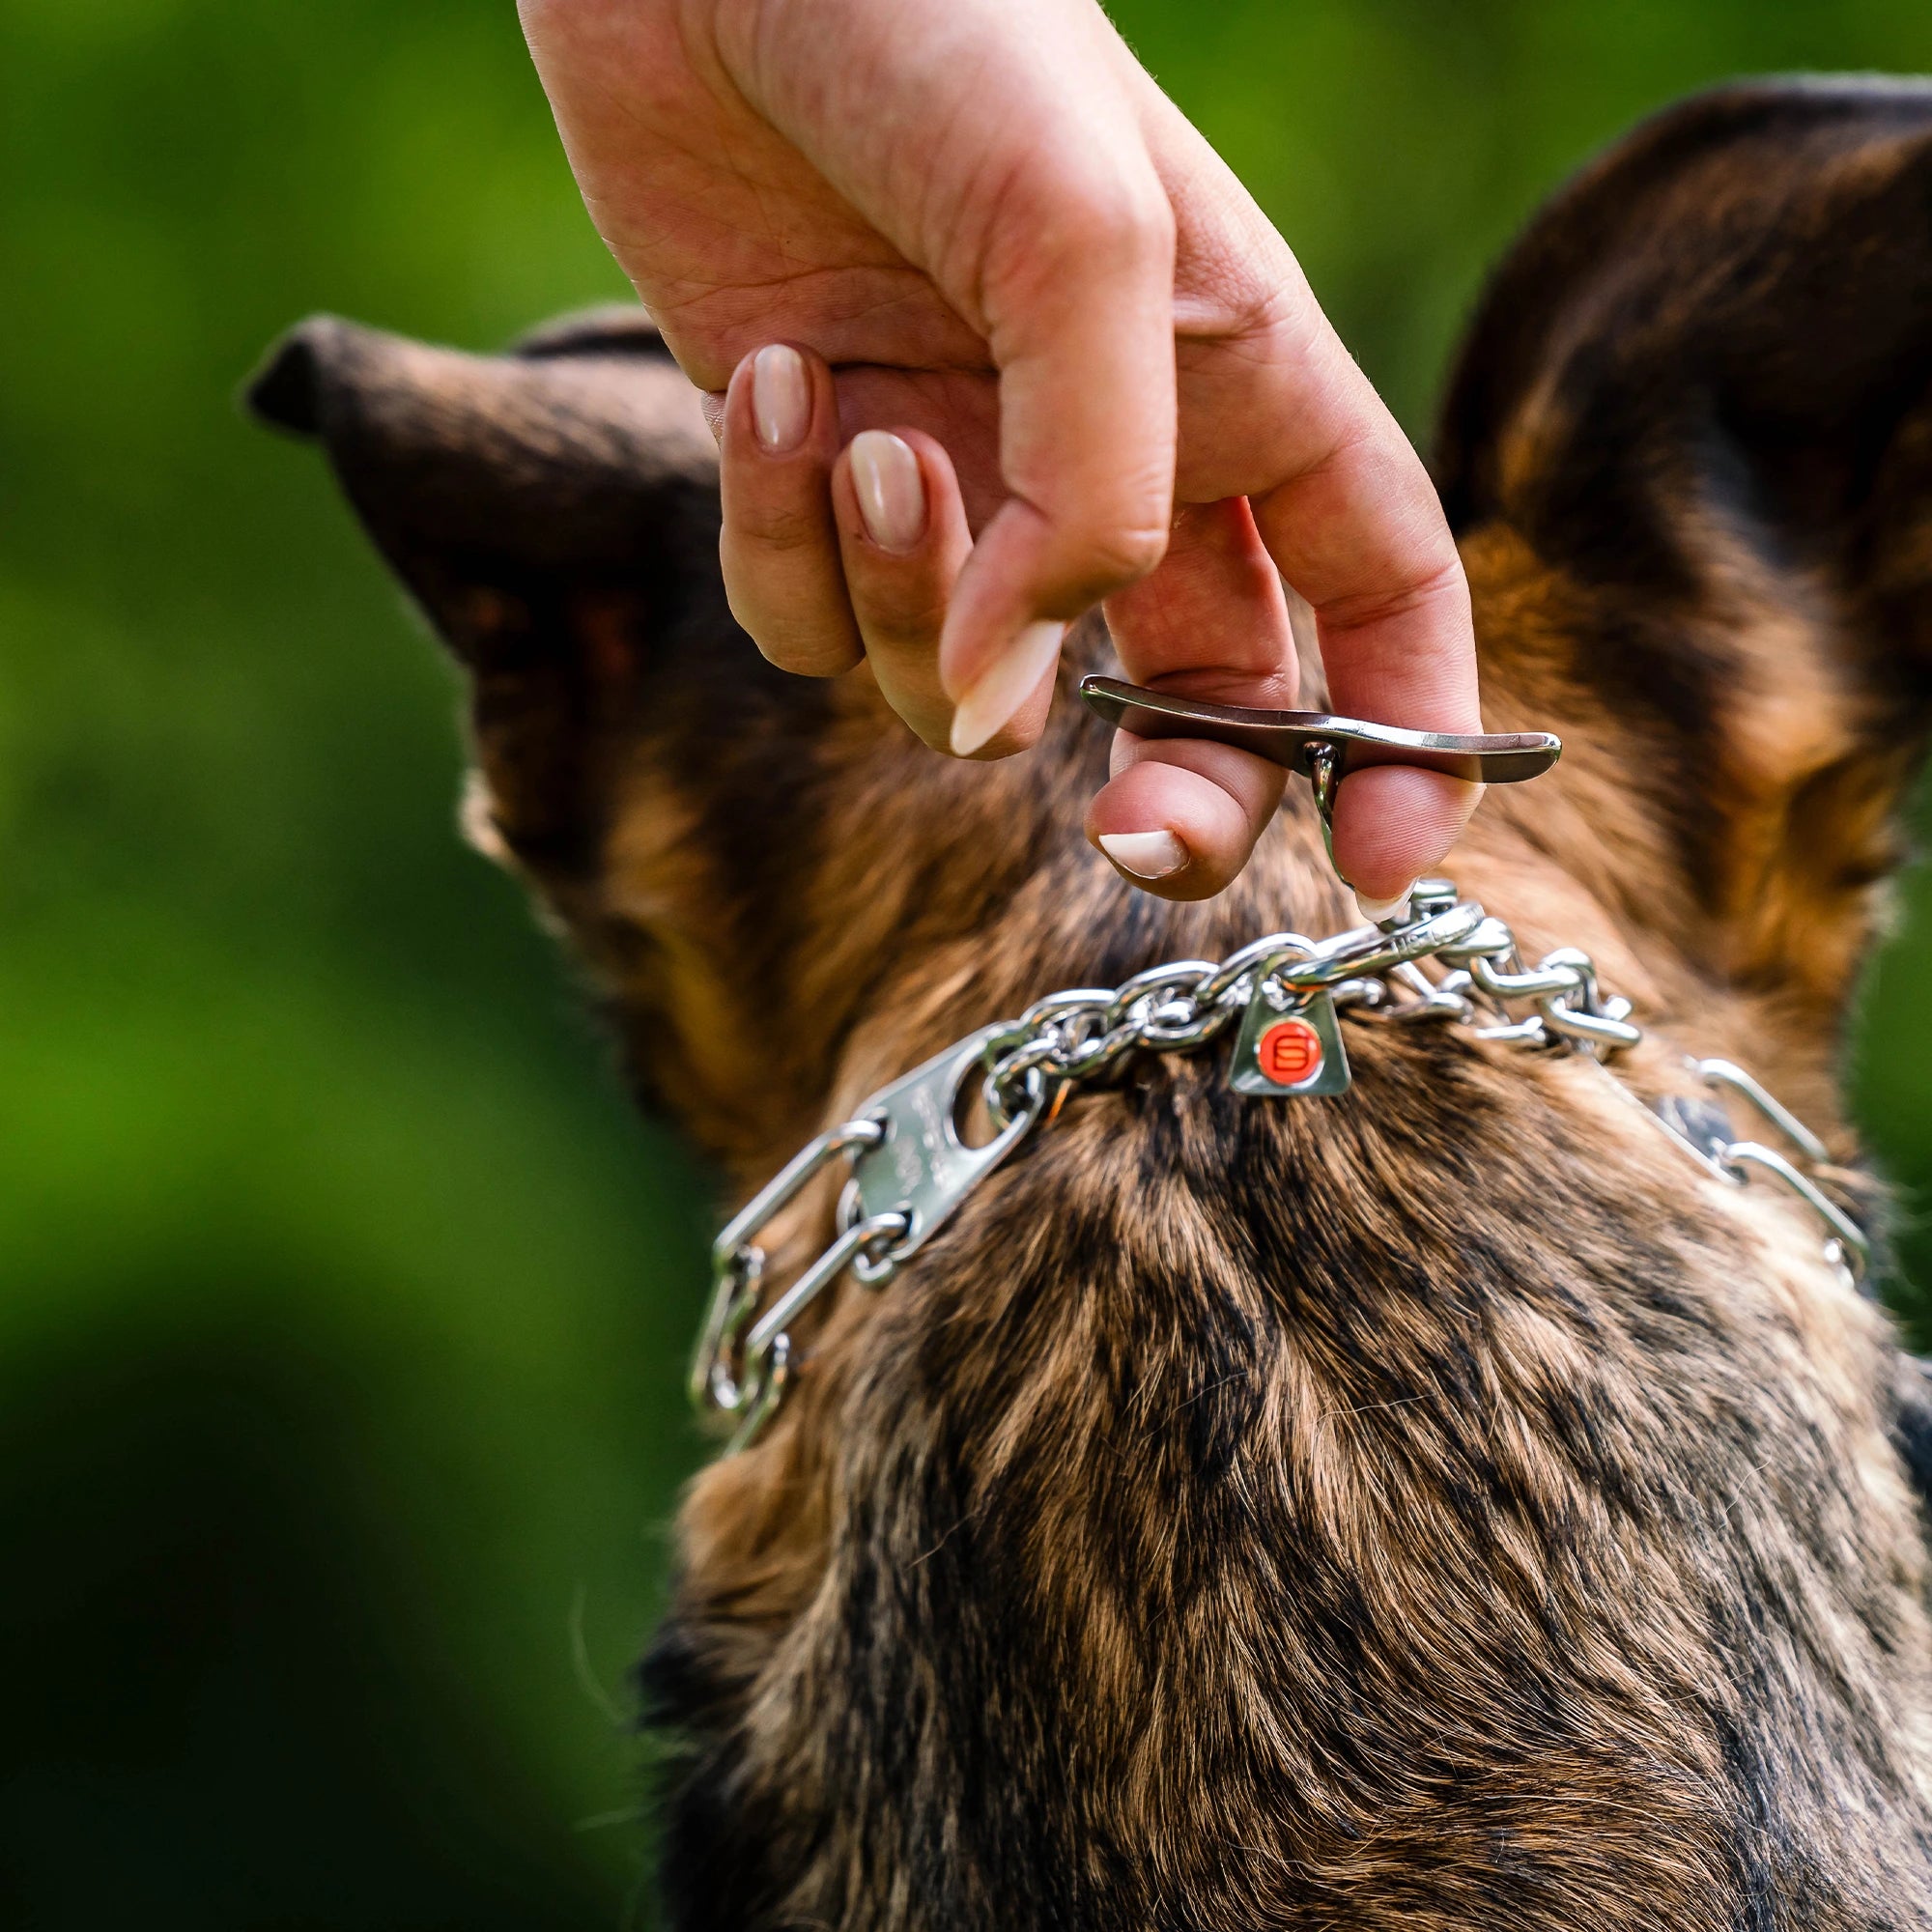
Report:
247,306,734,875
1437,79,1932,1027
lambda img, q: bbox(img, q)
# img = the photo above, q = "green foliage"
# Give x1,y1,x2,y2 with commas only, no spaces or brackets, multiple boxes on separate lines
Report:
1,2,1927,1923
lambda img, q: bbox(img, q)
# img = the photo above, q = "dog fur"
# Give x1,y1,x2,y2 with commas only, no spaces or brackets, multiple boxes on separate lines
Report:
251,78,1932,1930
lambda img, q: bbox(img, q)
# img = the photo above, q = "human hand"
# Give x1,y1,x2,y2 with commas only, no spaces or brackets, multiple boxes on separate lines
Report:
518,0,1480,911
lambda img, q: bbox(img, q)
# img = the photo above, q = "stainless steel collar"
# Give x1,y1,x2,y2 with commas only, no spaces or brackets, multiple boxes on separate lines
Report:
691,880,1869,1451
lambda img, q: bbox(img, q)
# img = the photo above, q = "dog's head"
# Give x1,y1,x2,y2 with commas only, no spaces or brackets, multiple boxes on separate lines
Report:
252,77,1932,1928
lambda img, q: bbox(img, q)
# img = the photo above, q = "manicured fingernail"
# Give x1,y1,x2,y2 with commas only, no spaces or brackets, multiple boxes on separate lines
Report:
1354,883,1416,926
949,620,1065,754
752,344,810,454
849,430,925,553
1099,831,1188,881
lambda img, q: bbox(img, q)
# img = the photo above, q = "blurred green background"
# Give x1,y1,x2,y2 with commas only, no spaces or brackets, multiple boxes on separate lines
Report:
4,1,1932,1925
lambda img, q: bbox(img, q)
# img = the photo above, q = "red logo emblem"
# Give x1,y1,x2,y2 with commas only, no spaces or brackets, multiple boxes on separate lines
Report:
1258,1017,1323,1086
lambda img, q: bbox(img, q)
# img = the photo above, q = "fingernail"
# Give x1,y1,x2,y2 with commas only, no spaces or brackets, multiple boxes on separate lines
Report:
1354,883,1416,926
1099,831,1188,881
849,430,926,553
949,620,1065,754
752,344,810,454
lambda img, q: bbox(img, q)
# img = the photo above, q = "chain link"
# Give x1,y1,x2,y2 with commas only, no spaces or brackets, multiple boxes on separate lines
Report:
693,880,1868,1449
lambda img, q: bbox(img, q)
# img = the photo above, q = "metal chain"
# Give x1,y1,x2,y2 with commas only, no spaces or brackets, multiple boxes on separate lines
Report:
692,880,1868,1449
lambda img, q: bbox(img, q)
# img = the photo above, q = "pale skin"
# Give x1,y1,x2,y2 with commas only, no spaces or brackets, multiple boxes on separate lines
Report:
518,0,1482,910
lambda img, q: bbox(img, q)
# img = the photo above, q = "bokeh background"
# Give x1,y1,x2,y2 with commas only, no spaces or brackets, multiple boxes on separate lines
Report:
5,1,1932,1925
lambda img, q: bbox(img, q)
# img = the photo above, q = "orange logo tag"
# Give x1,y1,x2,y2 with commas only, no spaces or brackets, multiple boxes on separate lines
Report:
1258,1017,1323,1086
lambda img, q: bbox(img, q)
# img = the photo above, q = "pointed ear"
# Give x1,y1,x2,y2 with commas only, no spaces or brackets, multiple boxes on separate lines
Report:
246,304,716,623
1437,80,1932,1019
247,307,731,874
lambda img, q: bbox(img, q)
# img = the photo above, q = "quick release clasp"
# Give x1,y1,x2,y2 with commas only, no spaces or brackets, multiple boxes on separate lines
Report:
1078,675,1563,876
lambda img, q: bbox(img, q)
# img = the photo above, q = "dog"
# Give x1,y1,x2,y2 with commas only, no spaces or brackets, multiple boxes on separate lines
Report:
250,77,1932,1931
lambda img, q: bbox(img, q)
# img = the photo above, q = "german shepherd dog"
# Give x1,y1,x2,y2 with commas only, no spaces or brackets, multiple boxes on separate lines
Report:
251,80,1932,1931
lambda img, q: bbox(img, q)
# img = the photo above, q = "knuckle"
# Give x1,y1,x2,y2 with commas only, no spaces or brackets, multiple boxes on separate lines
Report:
1023,156,1174,267
725,496,833,557
1320,551,1467,636
978,154,1174,296
1063,516,1170,597
1065,183,1174,268
853,582,947,652
1094,518,1171,582
754,628,864,677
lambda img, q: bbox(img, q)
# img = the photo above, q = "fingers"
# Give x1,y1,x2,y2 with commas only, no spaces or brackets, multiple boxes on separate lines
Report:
1102,497,1297,699
717,343,861,675
830,429,1049,757
1085,498,1293,897
719,339,1057,755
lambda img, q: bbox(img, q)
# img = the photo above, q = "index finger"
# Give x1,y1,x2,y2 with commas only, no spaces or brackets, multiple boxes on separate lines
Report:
1131,90,1483,908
